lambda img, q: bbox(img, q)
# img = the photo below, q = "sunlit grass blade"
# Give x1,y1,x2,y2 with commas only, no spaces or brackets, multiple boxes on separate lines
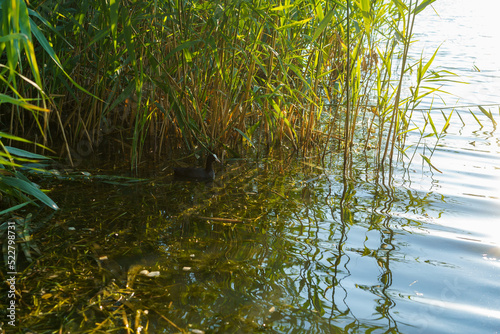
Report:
0,94,49,112
427,112,438,138
420,154,442,173
469,108,483,127
234,127,256,148
478,106,497,127
312,9,335,42
414,0,437,15
440,109,454,132
29,18,99,100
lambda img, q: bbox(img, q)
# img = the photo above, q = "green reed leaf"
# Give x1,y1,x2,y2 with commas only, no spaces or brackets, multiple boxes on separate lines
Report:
3,146,50,160
478,106,497,127
165,40,202,61
234,128,255,148
0,32,27,43
469,109,483,127
312,9,335,42
0,202,31,216
414,0,436,15
1,176,59,210
29,18,99,100
427,112,438,137
109,0,119,50
420,154,442,173
0,94,48,112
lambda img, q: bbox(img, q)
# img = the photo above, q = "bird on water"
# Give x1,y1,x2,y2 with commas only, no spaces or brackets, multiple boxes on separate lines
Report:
173,153,220,180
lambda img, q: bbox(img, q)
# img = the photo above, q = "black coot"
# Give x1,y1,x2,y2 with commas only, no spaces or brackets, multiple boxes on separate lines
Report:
173,154,220,179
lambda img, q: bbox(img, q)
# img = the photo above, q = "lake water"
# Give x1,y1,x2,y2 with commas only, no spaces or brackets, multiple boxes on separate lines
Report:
370,0,500,332
19,1,500,333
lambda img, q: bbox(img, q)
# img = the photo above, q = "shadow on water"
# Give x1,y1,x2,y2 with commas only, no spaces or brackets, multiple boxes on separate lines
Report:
7,149,500,333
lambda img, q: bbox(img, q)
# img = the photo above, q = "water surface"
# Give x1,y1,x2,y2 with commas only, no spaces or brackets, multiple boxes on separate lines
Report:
15,2,500,333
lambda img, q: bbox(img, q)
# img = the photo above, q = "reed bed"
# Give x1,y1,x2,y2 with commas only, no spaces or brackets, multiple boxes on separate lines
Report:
1,0,445,170
2,0,460,216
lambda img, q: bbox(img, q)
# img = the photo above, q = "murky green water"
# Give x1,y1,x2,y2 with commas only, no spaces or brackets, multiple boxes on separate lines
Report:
7,1,500,333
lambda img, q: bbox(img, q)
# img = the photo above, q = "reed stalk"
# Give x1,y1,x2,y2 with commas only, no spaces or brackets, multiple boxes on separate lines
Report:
1,0,442,170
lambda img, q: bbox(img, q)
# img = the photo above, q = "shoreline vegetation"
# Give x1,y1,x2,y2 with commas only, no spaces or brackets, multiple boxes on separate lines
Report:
3,1,500,332
2,0,455,212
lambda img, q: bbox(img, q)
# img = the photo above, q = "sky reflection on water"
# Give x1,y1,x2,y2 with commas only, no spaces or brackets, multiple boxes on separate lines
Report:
272,1,500,331
404,0,500,242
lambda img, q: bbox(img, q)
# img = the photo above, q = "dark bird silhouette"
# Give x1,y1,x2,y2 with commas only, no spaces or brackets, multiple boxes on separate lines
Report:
173,154,220,180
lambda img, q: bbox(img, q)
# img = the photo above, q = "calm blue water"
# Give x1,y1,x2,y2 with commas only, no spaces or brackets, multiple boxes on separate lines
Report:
404,0,500,246
353,0,500,332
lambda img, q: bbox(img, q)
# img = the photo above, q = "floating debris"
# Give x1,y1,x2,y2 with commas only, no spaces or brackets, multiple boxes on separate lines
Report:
139,270,160,277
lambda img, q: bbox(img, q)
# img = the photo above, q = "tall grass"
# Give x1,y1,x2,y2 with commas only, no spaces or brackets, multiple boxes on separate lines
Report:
1,0,441,170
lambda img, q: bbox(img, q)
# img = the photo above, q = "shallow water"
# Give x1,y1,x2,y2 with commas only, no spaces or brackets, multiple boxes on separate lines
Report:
14,1,500,333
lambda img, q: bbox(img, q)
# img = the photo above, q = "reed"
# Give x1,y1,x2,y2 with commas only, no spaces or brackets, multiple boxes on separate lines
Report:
1,0,442,170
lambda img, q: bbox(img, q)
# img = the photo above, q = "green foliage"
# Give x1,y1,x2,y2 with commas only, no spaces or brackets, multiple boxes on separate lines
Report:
0,0,50,131
0,132,58,213
478,106,497,127
1,0,445,171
